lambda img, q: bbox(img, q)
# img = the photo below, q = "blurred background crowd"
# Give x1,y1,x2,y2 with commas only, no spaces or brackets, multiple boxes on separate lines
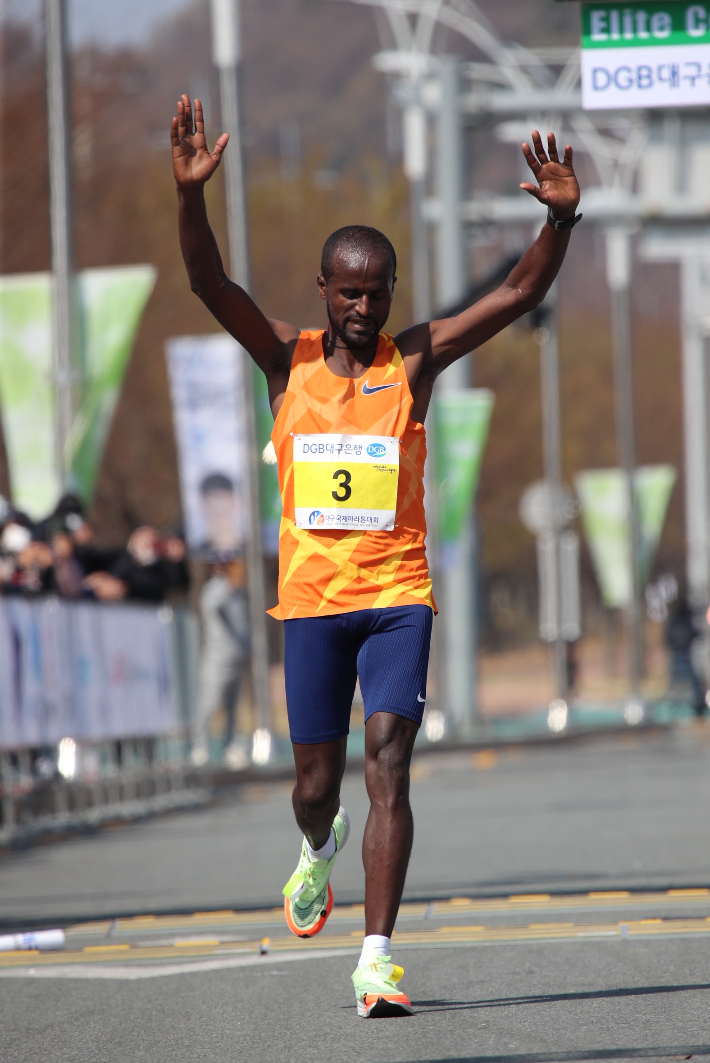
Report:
0,494,189,603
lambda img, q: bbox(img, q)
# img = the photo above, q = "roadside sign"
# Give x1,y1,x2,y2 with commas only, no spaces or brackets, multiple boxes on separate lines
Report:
582,2,710,109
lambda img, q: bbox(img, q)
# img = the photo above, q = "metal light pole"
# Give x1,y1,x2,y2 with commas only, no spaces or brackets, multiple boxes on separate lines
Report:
403,100,431,322
536,288,568,704
45,0,78,482
435,56,478,734
640,235,710,693
399,82,448,732
679,257,710,613
606,227,644,698
210,0,272,751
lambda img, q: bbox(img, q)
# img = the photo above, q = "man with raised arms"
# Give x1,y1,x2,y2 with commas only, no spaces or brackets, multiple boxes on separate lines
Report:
171,94,581,1018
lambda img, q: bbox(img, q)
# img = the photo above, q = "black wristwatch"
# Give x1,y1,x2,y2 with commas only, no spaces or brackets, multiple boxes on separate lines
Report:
547,207,583,231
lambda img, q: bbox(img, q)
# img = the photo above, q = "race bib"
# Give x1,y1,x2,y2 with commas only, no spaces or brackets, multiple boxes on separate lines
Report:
293,433,400,531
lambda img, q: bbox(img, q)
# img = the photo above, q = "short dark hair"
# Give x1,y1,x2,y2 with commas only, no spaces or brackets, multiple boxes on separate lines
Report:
200,472,234,495
321,225,397,282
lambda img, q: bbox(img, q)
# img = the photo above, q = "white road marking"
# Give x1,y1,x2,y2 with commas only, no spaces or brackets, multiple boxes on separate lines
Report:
0,947,360,981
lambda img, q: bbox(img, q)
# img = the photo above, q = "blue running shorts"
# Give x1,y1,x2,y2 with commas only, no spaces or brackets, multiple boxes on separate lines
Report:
284,604,434,744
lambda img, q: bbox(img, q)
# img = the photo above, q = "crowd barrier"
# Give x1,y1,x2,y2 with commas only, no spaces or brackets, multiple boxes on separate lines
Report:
0,598,198,751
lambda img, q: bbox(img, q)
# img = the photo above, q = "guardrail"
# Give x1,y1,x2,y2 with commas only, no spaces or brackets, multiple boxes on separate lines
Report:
0,598,201,842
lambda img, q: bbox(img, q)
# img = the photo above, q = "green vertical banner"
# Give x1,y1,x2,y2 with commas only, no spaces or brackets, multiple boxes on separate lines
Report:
0,273,57,517
253,364,281,554
69,265,157,502
575,464,676,608
0,266,155,517
435,389,495,544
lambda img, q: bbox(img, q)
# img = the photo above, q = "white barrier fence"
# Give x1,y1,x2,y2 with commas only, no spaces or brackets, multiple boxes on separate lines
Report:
0,598,181,750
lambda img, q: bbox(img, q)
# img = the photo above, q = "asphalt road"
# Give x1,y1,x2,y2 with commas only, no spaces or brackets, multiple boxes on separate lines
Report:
3,727,710,1062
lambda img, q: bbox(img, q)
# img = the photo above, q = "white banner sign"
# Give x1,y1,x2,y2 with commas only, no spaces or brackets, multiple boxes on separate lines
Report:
166,335,248,562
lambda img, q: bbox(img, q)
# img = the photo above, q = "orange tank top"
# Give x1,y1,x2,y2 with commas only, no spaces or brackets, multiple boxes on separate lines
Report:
268,330,435,620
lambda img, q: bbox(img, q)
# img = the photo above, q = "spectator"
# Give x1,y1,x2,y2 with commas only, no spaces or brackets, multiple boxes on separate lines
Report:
191,558,250,768
0,512,53,595
106,526,185,603
157,531,190,599
41,515,90,599
0,500,189,605
666,597,706,718
15,540,54,595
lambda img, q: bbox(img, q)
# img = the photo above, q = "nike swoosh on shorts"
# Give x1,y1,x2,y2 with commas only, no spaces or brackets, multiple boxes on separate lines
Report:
361,381,402,396
417,693,426,703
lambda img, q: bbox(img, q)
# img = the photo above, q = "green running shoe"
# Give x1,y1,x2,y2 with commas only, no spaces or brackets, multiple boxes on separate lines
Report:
282,805,350,938
352,954,414,1018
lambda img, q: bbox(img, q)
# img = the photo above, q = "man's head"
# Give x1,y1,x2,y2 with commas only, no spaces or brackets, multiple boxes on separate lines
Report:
318,226,397,349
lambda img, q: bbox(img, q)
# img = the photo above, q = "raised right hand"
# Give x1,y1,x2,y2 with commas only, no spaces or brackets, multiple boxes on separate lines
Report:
171,94,229,190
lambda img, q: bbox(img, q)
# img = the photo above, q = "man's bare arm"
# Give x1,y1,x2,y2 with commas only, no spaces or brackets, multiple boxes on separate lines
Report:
397,132,580,382
424,221,570,367
172,95,296,407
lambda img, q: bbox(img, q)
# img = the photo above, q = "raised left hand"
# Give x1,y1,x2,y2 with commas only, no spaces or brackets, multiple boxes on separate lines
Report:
520,131,580,221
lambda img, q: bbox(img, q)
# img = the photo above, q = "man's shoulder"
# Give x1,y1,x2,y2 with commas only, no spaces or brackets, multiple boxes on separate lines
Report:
290,330,325,365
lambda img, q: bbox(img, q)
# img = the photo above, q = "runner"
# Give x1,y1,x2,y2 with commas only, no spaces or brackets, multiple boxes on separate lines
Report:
171,94,581,1018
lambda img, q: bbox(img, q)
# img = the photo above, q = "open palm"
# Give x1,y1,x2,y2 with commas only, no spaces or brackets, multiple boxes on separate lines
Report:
171,95,229,190
520,130,580,220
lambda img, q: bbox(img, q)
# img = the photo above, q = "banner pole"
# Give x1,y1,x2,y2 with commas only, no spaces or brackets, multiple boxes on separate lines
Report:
537,287,569,705
44,0,78,484
607,227,644,699
211,0,272,749
435,58,480,735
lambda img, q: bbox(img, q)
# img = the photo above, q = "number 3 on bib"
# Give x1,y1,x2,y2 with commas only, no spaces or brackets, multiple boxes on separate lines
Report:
332,469,352,502
293,433,399,531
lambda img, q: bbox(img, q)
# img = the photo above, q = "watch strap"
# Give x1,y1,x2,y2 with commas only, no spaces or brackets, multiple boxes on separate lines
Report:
547,207,583,231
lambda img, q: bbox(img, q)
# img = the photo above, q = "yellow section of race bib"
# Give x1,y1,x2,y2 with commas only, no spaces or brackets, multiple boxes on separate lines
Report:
293,433,399,531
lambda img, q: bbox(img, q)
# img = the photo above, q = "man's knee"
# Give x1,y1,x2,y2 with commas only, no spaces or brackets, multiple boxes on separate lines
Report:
294,770,340,814
292,738,347,813
293,752,344,818
367,743,409,786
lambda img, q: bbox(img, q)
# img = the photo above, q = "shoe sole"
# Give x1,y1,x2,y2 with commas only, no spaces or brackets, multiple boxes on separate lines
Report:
284,882,333,938
357,994,414,1018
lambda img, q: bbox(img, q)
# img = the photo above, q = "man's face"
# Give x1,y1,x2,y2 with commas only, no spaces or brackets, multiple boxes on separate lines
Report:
318,250,396,349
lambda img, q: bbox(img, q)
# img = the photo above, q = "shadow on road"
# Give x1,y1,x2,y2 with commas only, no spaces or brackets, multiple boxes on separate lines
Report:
408,1045,710,1063
410,981,710,1013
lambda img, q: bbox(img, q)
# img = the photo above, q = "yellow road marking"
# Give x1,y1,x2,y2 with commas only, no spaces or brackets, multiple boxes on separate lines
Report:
439,926,486,933
191,911,236,919
528,923,575,929
61,889,710,943
174,939,221,948
83,945,131,952
6,916,710,970
508,894,550,902
472,751,499,769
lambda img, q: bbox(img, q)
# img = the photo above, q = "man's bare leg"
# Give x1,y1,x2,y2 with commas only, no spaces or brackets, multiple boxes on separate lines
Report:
362,713,419,937
291,736,348,850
